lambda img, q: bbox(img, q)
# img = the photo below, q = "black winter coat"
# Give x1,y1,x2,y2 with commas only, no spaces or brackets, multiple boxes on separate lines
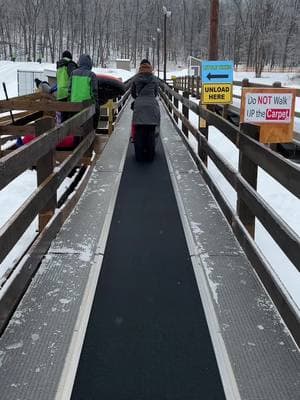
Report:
131,73,160,125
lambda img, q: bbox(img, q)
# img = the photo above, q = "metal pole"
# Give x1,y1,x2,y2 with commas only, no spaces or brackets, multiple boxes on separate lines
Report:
209,0,219,60
157,29,160,79
2,82,15,124
164,14,167,81
152,39,155,69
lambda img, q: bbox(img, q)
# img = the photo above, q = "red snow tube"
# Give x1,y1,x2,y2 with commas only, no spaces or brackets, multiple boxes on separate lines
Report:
56,135,76,149
23,135,35,144
23,134,76,149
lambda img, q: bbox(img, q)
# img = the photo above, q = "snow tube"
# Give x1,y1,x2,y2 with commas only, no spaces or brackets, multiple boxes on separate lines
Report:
96,74,126,105
56,135,76,149
22,134,76,149
23,135,35,144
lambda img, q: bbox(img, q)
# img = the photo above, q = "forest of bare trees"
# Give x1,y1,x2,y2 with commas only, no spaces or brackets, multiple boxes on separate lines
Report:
0,0,299,72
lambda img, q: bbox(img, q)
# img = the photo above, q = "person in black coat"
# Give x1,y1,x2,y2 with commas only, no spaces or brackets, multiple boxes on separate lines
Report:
131,59,160,161
131,59,160,126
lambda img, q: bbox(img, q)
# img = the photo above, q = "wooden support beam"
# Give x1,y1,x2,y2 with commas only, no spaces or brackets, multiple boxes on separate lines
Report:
237,123,259,238
182,91,189,137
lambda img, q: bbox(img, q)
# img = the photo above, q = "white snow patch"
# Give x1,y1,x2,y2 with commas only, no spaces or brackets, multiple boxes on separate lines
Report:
190,221,204,235
6,341,23,350
257,325,265,331
31,334,39,342
47,288,60,297
59,298,71,305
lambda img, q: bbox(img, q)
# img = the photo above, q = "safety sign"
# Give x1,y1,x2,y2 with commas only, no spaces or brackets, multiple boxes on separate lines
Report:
202,83,232,104
201,60,233,104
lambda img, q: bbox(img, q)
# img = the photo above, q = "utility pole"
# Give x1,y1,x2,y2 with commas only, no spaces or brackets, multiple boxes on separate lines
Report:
157,28,161,79
209,0,219,60
152,37,155,69
163,6,171,81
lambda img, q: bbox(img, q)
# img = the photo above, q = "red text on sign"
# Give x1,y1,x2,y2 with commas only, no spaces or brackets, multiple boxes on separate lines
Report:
266,109,290,121
258,96,273,104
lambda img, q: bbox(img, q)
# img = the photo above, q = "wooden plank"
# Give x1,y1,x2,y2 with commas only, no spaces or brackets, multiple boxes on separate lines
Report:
0,125,36,135
237,124,259,237
0,98,92,112
173,88,179,123
182,91,189,137
0,111,32,124
0,105,95,190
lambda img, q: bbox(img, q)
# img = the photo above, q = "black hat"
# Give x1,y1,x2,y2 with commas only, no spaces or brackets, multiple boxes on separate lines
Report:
34,78,41,87
140,59,151,65
62,50,72,59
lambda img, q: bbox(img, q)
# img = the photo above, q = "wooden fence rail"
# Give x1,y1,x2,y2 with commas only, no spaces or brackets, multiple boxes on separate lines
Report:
159,81,300,346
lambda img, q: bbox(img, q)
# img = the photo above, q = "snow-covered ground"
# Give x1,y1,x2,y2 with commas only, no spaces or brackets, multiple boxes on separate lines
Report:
0,61,299,311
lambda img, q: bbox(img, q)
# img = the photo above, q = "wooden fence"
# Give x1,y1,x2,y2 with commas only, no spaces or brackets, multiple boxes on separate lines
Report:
159,81,300,346
172,77,300,140
0,86,131,333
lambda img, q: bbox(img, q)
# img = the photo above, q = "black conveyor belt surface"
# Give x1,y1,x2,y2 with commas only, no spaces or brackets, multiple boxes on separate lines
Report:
71,139,226,400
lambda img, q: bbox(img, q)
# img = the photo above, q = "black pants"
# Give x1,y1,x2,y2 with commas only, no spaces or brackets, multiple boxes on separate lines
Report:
134,125,156,161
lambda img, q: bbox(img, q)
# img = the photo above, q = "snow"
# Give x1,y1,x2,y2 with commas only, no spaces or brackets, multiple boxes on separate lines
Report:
0,61,299,312
0,171,38,279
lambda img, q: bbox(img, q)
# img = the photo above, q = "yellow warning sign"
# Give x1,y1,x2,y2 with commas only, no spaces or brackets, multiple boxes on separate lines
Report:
201,83,232,104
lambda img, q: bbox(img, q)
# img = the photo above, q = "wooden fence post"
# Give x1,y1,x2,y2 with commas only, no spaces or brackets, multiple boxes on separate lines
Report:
198,102,208,165
191,76,195,97
167,87,173,113
270,81,282,152
182,91,189,137
35,117,56,232
237,123,259,238
174,87,179,123
107,99,114,135
196,77,200,99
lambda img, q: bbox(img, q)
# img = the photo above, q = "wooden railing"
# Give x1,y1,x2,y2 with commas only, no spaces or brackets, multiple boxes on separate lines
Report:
159,81,300,346
0,86,131,333
172,76,300,138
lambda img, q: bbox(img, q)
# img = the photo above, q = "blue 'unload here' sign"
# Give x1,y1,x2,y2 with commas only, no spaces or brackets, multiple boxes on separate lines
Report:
201,61,233,84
